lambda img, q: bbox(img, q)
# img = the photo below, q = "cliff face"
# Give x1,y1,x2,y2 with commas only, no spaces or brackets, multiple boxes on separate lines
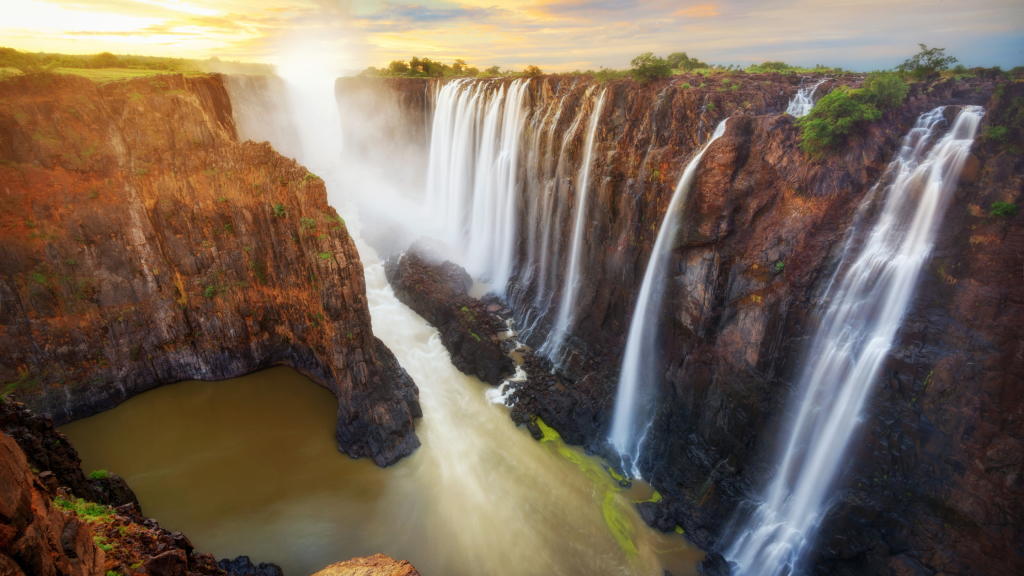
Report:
0,73,420,466
352,72,1023,574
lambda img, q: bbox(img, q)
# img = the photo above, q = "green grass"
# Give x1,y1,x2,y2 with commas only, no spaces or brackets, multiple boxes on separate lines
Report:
54,496,112,522
56,68,201,83
87,469,110,480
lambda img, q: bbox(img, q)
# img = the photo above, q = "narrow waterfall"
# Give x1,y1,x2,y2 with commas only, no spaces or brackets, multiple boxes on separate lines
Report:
726,105,984,576
608,119,730,477
424,79,529,291
539,88,608,362
785,77,829,118
531,85,597,317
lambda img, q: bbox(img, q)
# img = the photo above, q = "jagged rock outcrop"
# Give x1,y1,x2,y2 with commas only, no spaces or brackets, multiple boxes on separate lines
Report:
384,240,513,385
217,556,283,576
1,398,138,511
311,554,419,576
0,431,105,576
0,72,420,466
356,71,1023,574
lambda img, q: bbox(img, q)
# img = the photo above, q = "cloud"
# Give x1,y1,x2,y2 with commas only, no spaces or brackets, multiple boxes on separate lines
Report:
673,5,719,18
2,0,1022,71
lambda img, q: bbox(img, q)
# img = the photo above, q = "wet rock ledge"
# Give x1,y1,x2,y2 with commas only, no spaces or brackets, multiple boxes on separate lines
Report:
384,240,514,385
0,73,419,466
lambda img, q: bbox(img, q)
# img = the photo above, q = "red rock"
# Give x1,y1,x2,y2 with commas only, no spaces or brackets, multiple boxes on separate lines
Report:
311,554,420,576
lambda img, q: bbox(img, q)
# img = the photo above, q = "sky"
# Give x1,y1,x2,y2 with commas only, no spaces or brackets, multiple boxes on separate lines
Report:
3,0,1023,73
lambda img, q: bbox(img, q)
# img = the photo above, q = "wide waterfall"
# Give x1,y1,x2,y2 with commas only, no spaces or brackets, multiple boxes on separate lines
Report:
725,105,984,576
785,77,830,118
608,119,730,477
421,77,612,353
539,88,608,363
424,79,529,292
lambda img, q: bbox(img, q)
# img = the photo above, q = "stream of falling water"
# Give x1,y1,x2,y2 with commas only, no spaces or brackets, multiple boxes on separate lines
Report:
785,77,830,118
539,87,608,363
725,105,984,576
607,120,729,478
61,72,706,576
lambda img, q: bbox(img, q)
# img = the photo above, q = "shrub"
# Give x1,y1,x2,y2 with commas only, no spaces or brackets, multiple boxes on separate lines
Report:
272,203,287,218
859,72,910,110
303,172,319,182
798,89,881,157
300,217,316,231
88,469,110,480
594,68,630,83
630,52,672,84
203,286,216,298
984,125,1010,143
523,65,543,77
775,260,786,272
666,52,707,71
706,102,714,111
896,44,957,78
990,202,1018,217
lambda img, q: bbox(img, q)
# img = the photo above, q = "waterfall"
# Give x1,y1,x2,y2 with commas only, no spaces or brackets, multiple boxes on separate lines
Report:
725,105,983,576
423,79,529,293
785,77,829,118
608,119,730,477
539,88,608,362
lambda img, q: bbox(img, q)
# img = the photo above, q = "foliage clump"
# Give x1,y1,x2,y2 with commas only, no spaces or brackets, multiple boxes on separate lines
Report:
896,44,958,78
990,202,1018,217
798,74,909,157
87,469,110,480
630,52,672,84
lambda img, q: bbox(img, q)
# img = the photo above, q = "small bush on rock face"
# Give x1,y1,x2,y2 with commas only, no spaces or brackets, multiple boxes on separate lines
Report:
272,203,287,218
88,469,110,480
799,89,881,157
991,202,1018,217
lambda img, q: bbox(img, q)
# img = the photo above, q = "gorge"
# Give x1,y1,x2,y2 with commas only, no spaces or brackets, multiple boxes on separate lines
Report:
2,60,1022,576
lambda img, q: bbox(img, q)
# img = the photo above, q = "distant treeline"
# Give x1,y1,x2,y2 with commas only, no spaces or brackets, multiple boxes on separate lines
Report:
0,48,273,75
362,47,1021,85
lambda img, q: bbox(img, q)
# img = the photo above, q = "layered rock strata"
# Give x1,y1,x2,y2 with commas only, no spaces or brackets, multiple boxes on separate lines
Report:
0,72,420,466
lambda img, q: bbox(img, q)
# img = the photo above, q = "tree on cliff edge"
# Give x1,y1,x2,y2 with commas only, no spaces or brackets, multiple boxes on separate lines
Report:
631,52,672,83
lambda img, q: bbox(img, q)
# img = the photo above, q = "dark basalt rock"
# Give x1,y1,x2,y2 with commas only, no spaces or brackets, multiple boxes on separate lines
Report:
219,556,284,576
0,397,141,511
384,240,514,385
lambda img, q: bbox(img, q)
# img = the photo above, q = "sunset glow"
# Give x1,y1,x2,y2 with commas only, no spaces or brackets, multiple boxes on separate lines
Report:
4,1,1023,74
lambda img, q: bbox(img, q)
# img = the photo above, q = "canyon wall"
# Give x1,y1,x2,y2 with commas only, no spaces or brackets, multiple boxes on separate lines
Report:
351,72,1023,574
0,73,420,466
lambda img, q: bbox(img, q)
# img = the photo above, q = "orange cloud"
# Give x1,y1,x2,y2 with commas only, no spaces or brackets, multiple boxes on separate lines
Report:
673,5,719,18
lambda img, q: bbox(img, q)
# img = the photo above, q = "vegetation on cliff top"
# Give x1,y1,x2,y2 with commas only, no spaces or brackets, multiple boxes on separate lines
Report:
1,47,270,82
798,71,910,157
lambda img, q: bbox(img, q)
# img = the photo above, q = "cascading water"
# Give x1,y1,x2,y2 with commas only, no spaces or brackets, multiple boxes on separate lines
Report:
785,77,830,118
726,105,983,576
608,119,730,477
539,88,608,362
423,79,529,292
